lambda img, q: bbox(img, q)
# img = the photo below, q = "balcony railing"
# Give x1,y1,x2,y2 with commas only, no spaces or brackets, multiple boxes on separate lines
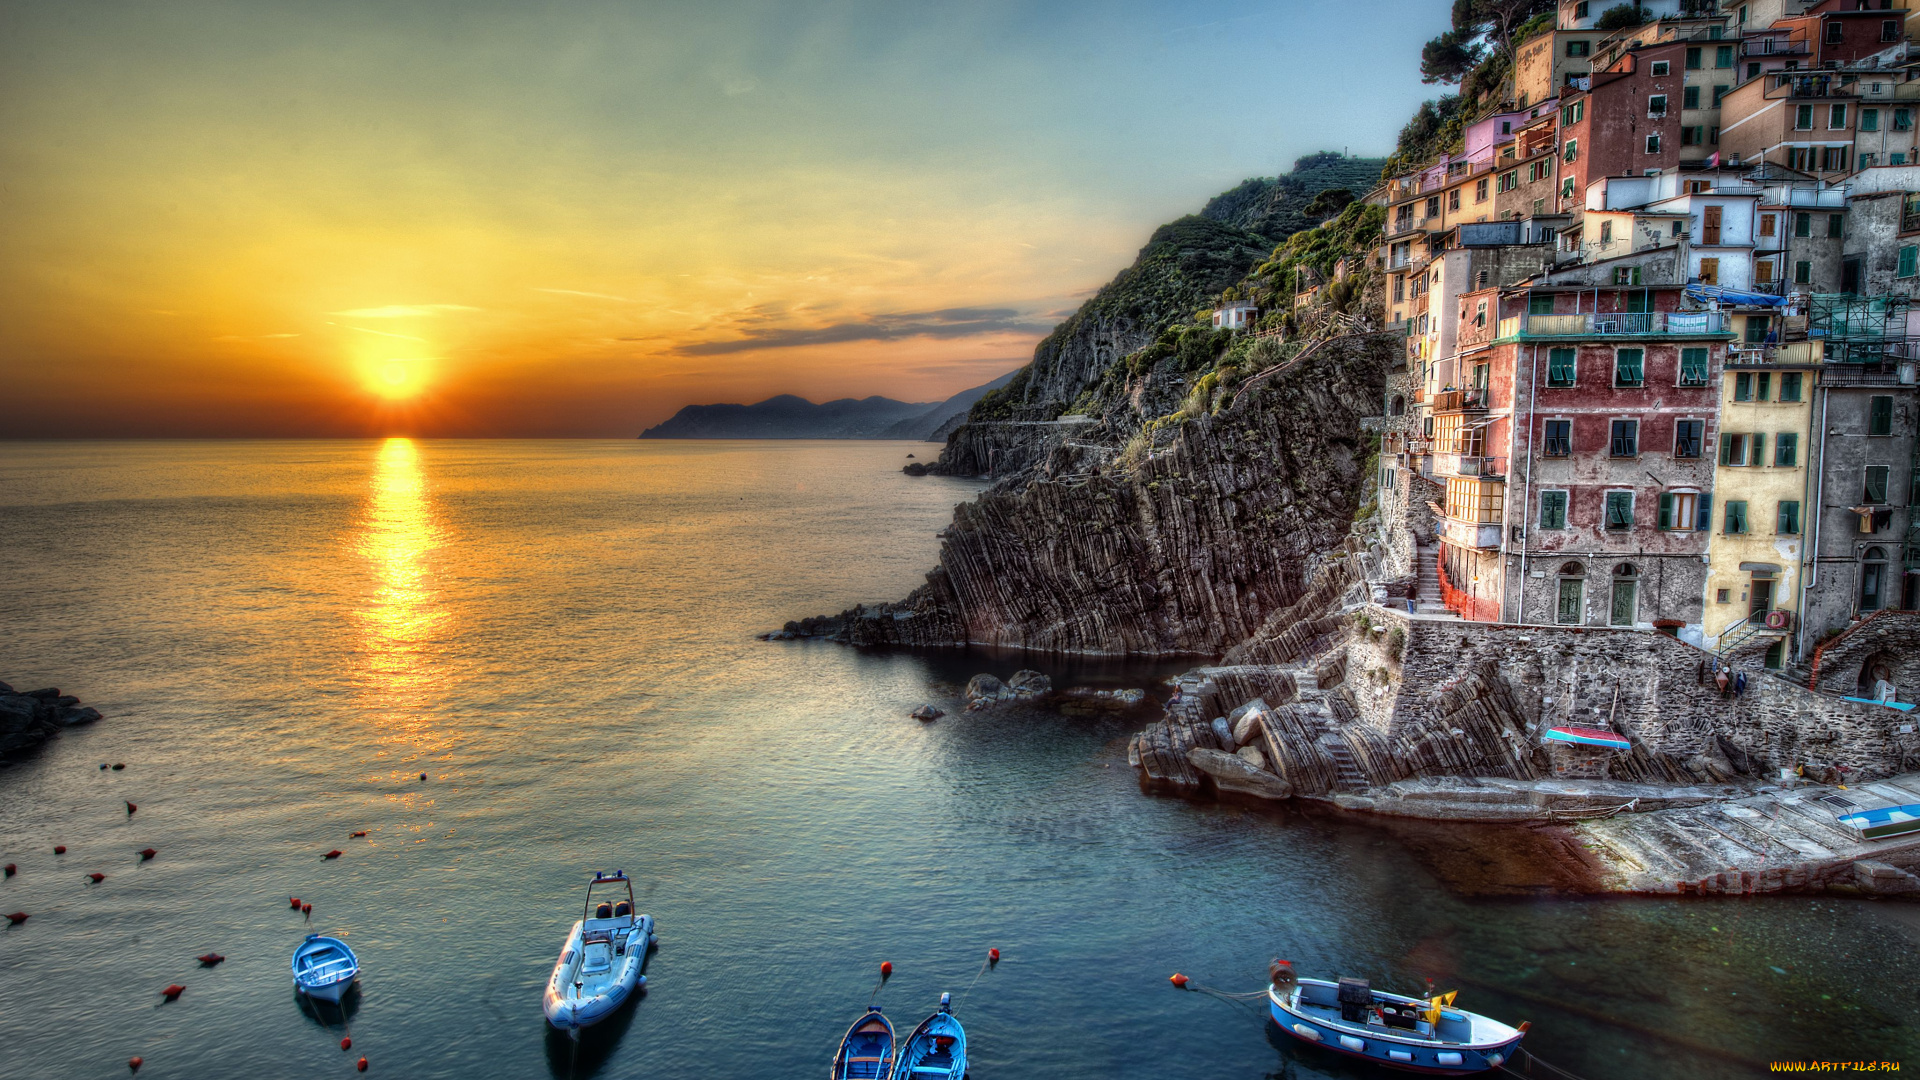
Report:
1501,311,1730,338
1430,388,1488,413
1742,35,1808,57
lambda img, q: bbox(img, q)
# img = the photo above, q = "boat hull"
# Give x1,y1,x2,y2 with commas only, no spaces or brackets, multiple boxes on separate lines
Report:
291,935,361,1005
897,1009,965,1080
832,1006,896,1080
1270,984,1521,1076
543,913,654,1031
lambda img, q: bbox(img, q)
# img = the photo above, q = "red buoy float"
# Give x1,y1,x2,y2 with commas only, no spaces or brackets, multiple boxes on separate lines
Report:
53,845,66,855
290,897,302,909
4,863,15,877
303,903,313,919
139,848,157,861
323,850,343,860
358,1055,369,1071
988,948,1000,964
128,1057,143,1073
126,802,137,815
350,831,367,838
160,984,185,1001
88,872,106,883
880,961,892,978
6,912,26,925
197,953,225,966
341,1036,352,1050
1169,973,1189,988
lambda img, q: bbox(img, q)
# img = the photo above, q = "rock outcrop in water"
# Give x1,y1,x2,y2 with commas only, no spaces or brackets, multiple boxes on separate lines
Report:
0,682,103,761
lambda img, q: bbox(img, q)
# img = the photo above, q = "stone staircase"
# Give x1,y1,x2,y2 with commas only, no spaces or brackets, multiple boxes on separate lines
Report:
1319,735,1371,793
1413,543,1452,616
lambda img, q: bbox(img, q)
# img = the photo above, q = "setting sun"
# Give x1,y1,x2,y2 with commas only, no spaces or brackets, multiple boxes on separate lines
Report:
370,360,427,400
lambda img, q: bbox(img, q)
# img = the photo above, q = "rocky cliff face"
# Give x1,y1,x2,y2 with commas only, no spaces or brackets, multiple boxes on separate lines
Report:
0,682,102,761
781,331,1396,654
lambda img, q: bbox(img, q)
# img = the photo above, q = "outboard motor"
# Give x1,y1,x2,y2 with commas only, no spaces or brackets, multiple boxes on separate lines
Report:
1337,978,1372,1023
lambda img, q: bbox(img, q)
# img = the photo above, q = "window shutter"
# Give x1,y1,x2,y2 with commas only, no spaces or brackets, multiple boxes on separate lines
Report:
1697,493,1712,531
1751,432,1765,466
1658,492,1673,529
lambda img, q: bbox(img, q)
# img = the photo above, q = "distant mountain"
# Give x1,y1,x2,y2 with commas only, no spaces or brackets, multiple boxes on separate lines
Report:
639,370,1017,441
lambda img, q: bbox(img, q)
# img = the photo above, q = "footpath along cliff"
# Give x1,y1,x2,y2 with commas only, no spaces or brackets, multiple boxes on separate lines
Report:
774,150,1920,897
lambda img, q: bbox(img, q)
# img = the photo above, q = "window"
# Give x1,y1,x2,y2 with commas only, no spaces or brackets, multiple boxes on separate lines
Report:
1658,491,1699,531
1886,19,1901,41
1557,573,1584,625
1613,265,1642,286
1861,547,1887,611
1575,0,1589,16
1827,214,1843,238
1500,169,1519,192
1712,84,1727,108
1794,212,1812,237
1544,418,1572,456
1562,101,1584,126
1530,293,1555,316
1605,491,1634,530
1750,432,1767,466
1540,490,1569,529
1564,138,1579,163
1862,108,1880,132
1734,372,1753,401
1610,419,1638,457
1600,220,1613,245
1610,564,1638,626
1683,125,1706,145
1756,260,1776,284
1561,177,1577,200
1646,133,1661,154
1686,46,1702,69
1795,104,1814,130
1568,40,1590,58
1721,432,1749,465
1698,257,1719,285
1896,108,1913,131
1614,350,1643,387
1679,348,1709,386
1780,372,1802,402
1653,60,1670,76
1759,214,1776,238
1393,276,1405,302
1825,20,1844,45
1724,499,1749,534
1865,465,1890,503
1795,260,1812,284
1649,94,1667,117
1448,189,1460,212
1547,348,1576,388
1830,104,1848,129
1756,372,1770,401
1425,196,1439,218
1476,177,1489,202
1777,500,1801,534
1746,314,1772,343
1869,396,1893,436
1716,45,1733,68
1776,432,1798,467
1821,146,1849,172
1674,419,1704,457
1899,245,1918,279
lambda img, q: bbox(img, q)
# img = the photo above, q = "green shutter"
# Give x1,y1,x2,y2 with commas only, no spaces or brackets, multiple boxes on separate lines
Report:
1658,492,1674,529
1900,246,1919,279
1870,396,1894,435
1751,432,1766,466
1616,349,1643,386
1540,490,1567,529
1725,500,1747,533
1777,501,1800,534
1776,432,1797,466
1681,348,1708,385
1548,348,1576,386
1697,493,1712,531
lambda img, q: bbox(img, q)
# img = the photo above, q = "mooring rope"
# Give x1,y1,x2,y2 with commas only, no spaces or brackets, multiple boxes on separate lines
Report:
1498,1046,1595,1080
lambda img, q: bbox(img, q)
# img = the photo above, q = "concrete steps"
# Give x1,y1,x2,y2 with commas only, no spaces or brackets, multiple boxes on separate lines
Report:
1413,543,1452,616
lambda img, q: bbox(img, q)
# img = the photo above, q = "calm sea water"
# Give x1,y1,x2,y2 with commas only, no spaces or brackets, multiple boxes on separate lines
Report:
1,439,1916,1080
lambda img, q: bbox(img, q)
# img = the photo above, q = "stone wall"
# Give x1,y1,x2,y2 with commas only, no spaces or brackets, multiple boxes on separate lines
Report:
1809,609,1920,708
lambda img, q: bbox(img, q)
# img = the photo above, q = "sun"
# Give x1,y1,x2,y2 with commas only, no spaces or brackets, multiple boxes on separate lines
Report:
369,359,427,400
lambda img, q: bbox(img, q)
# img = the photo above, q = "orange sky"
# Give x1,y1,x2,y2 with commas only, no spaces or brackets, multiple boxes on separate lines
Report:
0,1,1440,436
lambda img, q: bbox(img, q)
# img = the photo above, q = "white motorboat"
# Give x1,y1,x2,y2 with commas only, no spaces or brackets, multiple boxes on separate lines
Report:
291,934,360,1003
542,870,655,1032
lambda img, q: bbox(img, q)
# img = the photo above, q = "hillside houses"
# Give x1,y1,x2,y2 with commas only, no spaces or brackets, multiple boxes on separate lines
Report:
1376,0,1919,675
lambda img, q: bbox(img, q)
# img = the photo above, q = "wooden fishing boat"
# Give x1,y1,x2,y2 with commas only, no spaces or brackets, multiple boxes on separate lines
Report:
1542,725,1631,751
1269,975,1525,1075
542,871,656,1032
831,1005,896,1080
291,934,360,1003
897,994,966,1080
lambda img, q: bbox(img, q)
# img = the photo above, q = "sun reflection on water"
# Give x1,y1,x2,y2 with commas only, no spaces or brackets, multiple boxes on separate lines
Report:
353,437,453,782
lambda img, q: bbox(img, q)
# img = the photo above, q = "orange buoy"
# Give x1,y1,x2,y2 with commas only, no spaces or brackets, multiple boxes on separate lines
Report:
988,948,999,964
303,903,313,920
358,1055,369,1071
1169,973,1189,988
879,961,892,978
197,953,225,966
323,850,343,860
128,1057,143,1073
161,984,185,1001
350,831,367,838
126,802,137,815
290,897,303,909
53,845,66,855
6,912,26,925
341,1036,352,1050
88,872,107,883
139,848,157,861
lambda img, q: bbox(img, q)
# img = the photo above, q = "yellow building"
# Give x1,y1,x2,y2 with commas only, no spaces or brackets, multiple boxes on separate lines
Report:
1703,344,1819,668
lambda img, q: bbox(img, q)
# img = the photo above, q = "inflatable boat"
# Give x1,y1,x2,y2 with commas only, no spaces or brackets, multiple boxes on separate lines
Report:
1269,969,1525,1075
543,870,655,1032
291,934,360,1003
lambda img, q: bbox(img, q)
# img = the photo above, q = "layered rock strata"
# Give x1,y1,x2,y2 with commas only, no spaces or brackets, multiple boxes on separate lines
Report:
0,682,103,760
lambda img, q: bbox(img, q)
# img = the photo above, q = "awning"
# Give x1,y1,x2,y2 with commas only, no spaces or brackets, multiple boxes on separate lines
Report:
1686,284,1786,308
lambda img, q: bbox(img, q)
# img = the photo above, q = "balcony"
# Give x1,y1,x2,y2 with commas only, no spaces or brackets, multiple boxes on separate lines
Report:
1433,453,1506,479
1430,388,1489,413
1742,35,1808,58
1498,311,1731,339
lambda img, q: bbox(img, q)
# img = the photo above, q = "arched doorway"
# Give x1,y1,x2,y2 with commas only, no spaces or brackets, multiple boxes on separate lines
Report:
1610,563,1639,627
1857,651,1898,702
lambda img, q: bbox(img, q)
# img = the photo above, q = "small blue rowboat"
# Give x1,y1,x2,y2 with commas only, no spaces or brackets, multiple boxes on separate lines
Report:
1543,725,1631,751
832,1005,896,1080
1270,975,1525,1075
291,934,360,1003
1837,803,1920,841
897,994,966,1080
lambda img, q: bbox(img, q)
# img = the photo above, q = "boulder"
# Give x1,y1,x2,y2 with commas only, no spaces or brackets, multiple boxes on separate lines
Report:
1231,702,1271,747
1236,745,1267,770
56,706,102,726
1210,716,1233,747
902,462,930,476
910,704,944,722
1187,748,1294,800
1007,670,1052,695
964,674,1009,708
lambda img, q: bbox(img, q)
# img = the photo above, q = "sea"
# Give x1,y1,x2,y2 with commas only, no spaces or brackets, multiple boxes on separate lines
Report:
0,439,1915,1079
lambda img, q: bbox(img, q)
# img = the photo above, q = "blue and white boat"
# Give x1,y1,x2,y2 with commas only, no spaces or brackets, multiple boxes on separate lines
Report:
831,1005,896,1080
1269,974,1525,1075
543,871,656,1032
897,994,966,1080
291,934,360,1003
1836,802,1920,841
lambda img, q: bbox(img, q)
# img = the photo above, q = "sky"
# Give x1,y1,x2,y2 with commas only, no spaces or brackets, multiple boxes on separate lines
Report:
0,0,1448,437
